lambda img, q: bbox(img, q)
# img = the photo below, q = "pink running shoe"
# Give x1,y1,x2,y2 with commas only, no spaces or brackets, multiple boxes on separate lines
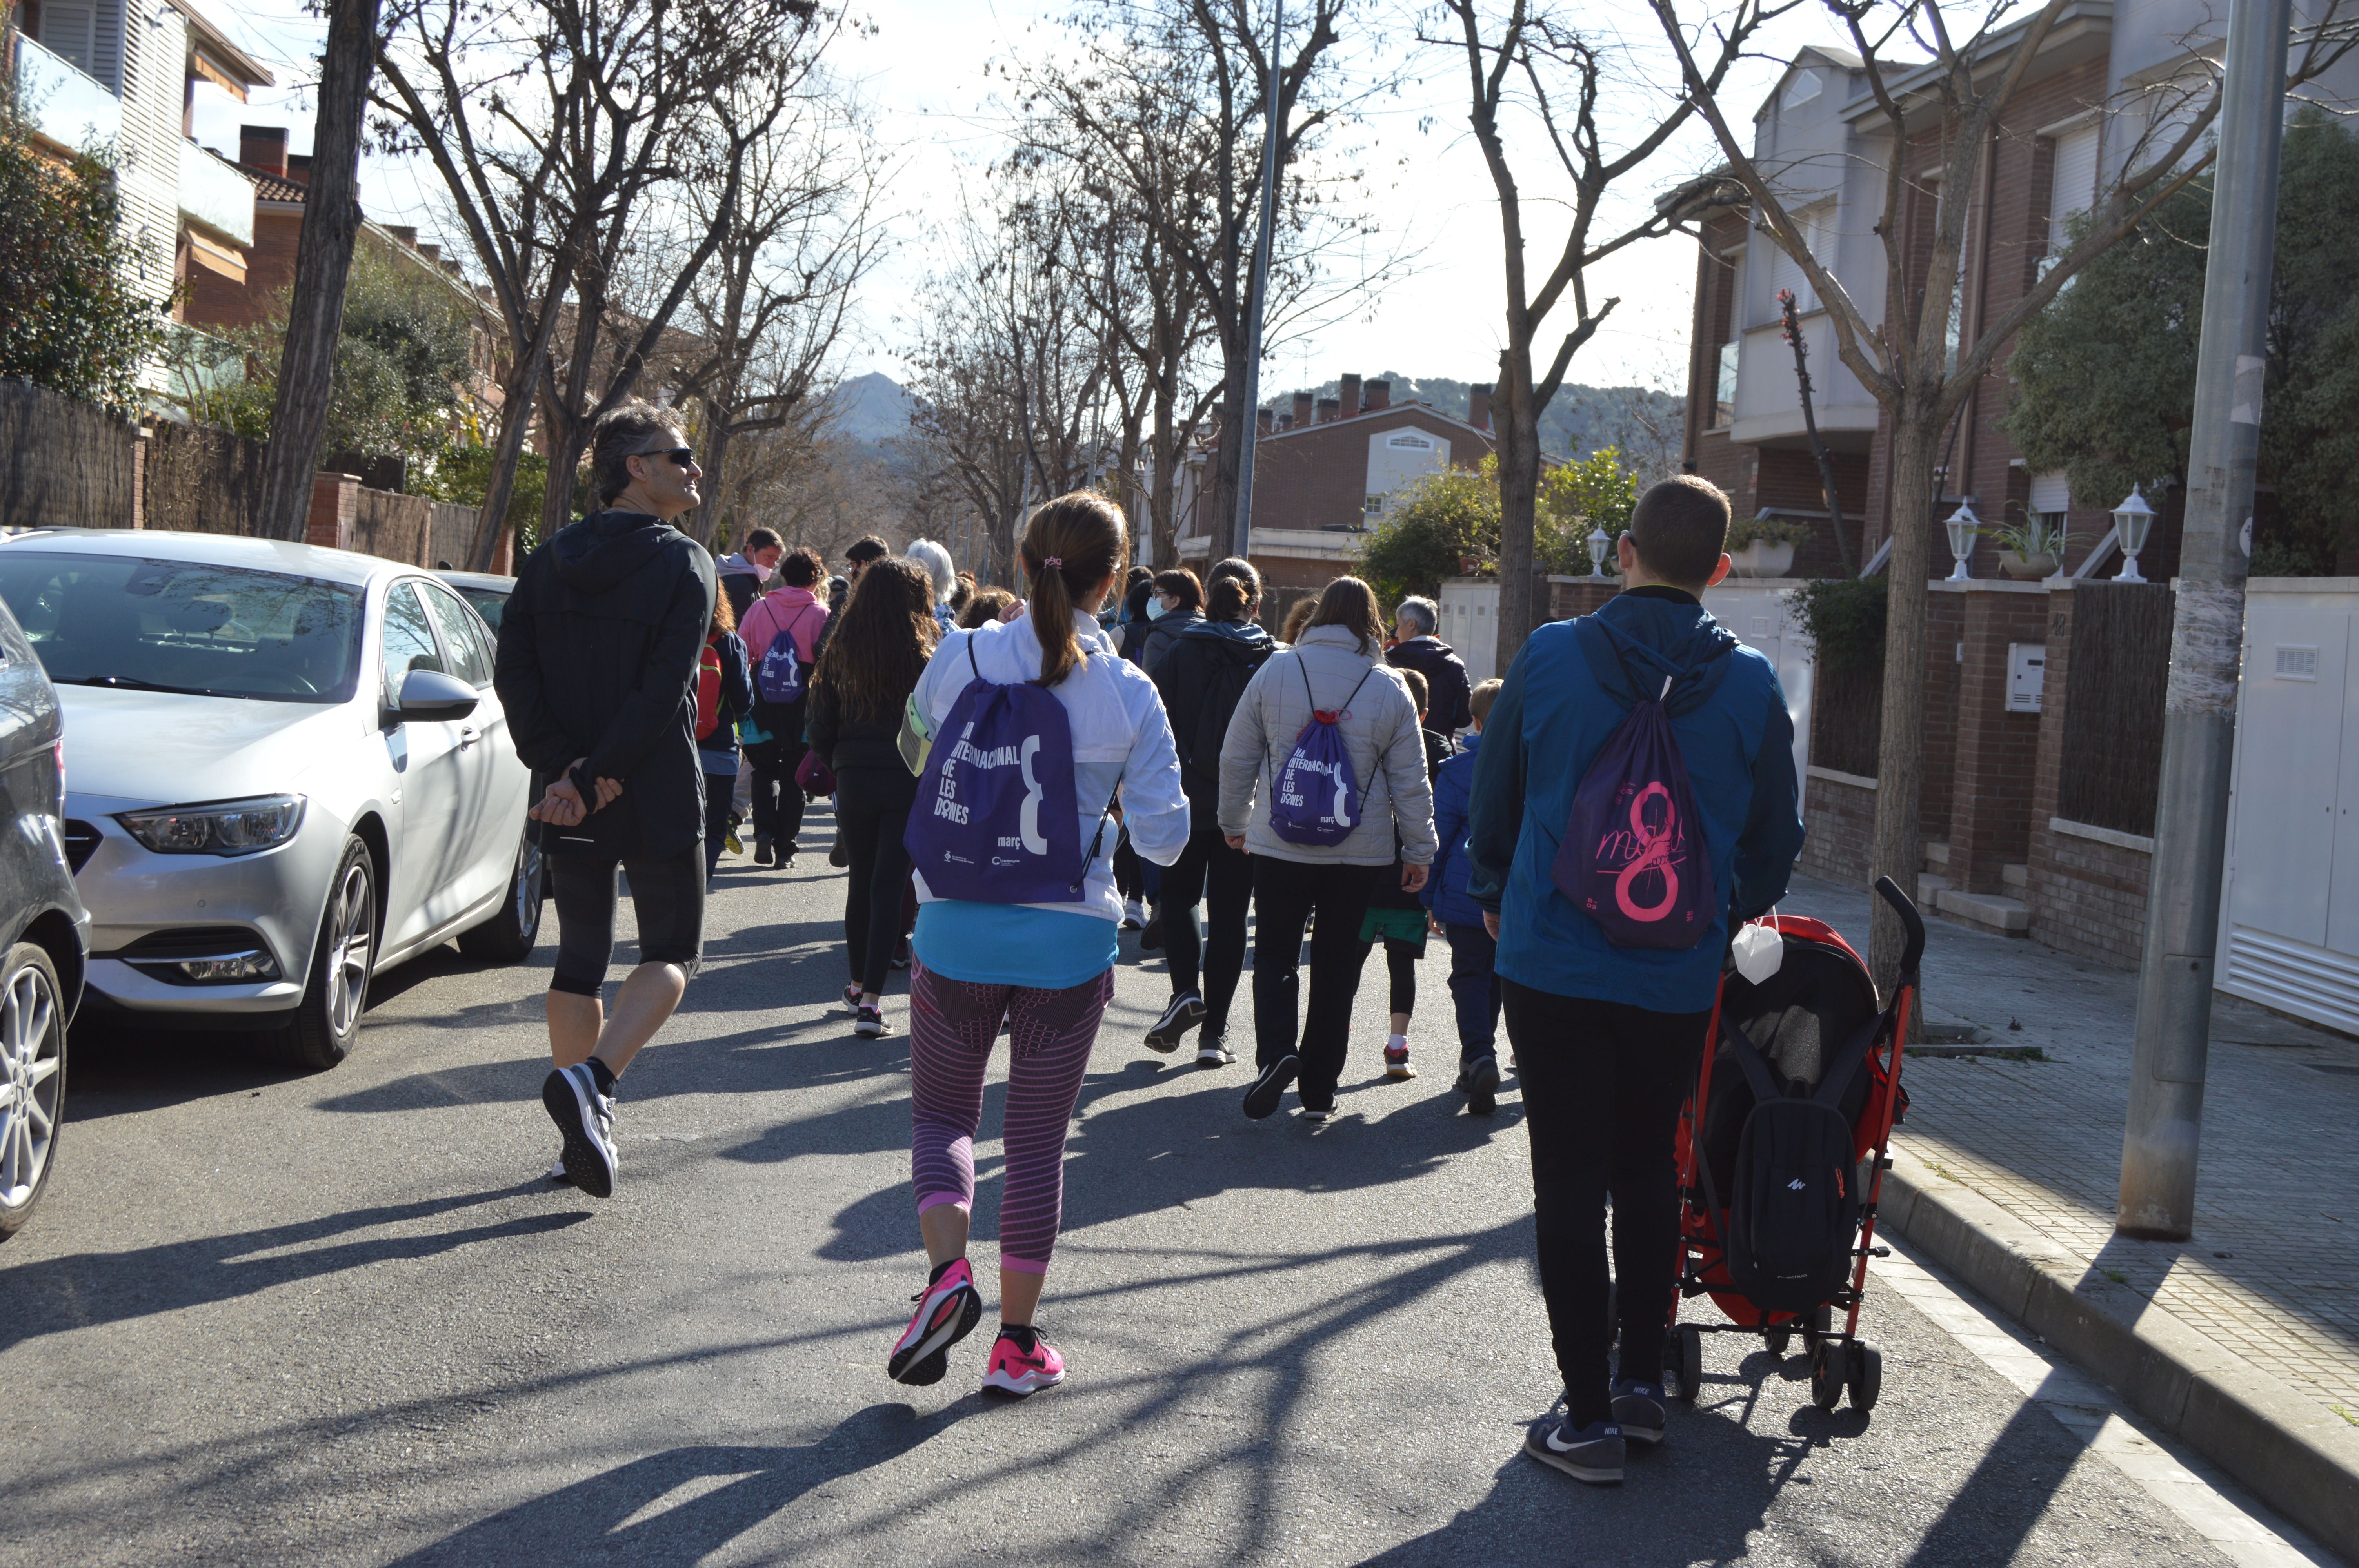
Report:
888,1258,981,1386
981,1327,1066,1396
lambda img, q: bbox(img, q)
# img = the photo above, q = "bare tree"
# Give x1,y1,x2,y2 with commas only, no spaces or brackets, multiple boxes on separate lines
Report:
372,0,827,568
256,0,386,541
1778,286,1852,575
1430,0,1786,668
663,87,885,550
1648,0,2359,981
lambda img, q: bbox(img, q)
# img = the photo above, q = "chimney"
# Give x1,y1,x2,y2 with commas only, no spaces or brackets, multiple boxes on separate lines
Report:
286,152,313,187
386,225,419,249
1339,372,1362,417
239,125,289,179
1468,383,1494,432
416,242,440,263
1292,390,1313,428
1316,397,1341,425
1277,412,1295,432
1364,378,1392,412
1256,407,1274,436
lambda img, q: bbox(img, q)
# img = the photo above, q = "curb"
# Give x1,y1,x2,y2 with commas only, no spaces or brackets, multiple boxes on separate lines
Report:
1879,1146,2359,1562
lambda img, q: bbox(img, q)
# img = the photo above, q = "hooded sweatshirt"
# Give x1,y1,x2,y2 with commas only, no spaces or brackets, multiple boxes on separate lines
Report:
1465,586,1804,1011
1217,622,1438,867
494,510,718,857
1386,634,1474,736
1152,614,1275,831
716,551,769,622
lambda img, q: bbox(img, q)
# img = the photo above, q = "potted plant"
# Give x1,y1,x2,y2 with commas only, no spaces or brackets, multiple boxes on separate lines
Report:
1725,514,1810,577
1978,514,2066,579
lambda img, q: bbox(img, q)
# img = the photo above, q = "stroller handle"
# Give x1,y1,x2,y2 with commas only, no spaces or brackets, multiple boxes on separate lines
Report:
1873,875,1925,980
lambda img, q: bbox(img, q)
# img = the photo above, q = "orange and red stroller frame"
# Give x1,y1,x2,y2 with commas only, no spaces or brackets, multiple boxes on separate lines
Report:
1667,877,1925,1414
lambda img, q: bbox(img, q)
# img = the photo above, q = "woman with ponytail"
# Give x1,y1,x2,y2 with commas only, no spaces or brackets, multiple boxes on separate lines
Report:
883,492,1188,1399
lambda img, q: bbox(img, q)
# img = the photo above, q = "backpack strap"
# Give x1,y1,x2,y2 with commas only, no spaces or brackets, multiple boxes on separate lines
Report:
1811,1013,1886,1109
1720,1012,1785,1103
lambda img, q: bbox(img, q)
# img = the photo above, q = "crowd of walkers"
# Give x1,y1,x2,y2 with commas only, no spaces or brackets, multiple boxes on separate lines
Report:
493,399,1803,1480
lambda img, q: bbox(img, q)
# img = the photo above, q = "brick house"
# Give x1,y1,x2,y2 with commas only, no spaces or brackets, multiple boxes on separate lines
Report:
1668,8,2359,960
1172,374,1499,592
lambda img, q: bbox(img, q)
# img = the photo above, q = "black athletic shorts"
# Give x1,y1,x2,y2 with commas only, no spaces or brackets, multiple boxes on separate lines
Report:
547,844,706,996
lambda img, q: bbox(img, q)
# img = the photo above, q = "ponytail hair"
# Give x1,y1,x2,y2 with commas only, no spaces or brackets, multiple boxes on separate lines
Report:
1205,555,1261,622
1019,490,1130,687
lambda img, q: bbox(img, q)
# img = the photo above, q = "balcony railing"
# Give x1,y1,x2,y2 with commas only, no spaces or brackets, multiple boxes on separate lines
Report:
180,140,254,246
14,34,121,153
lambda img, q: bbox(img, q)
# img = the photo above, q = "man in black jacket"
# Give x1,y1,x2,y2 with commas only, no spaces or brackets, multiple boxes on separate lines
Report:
494,401,718,1197
1386,595,1473,739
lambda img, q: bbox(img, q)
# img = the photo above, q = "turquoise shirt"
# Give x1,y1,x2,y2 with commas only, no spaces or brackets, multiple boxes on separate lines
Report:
912,901,1118,990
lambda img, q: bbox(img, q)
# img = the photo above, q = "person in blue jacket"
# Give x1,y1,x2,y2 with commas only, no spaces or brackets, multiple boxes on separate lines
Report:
1422,675,1506,1114
1467,474,1804,1487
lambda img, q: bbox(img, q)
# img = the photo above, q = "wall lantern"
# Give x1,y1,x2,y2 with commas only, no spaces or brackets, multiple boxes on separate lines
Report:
1945,502,1981,580
1587,526,1613,579
2112,484,2156,583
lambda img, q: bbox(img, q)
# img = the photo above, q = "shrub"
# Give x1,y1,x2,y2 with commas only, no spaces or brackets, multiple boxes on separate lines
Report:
1356,461,1499,605
1794,574,1888,675
0,116,169,412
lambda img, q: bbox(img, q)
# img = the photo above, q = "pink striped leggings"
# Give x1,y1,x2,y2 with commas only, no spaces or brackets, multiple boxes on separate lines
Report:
909,962,1113,1274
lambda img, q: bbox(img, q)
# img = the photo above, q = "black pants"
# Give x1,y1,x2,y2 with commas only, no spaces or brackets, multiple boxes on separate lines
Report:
1250,856,1381,1110
838,768,916,996
1160,825,1253,1034
1112,828,1144,902
702,768,736,877
1504,979,1709,1425
548,844,707,996
746,734,807,852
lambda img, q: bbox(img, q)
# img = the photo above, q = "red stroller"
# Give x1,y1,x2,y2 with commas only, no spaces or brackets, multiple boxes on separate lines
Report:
1667,877,1923,1414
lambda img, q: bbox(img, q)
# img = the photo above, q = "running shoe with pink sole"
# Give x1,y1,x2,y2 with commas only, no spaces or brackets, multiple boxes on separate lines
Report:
888,1258,982,1386
981,1328,1066,1396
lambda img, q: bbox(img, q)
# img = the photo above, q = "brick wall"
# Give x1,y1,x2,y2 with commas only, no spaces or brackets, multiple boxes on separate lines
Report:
1944,583,2050,891
1919,588,1965,837
0,379,140,532
1799,772,1876,886
1249,405,1494,535
2025,580,2153,967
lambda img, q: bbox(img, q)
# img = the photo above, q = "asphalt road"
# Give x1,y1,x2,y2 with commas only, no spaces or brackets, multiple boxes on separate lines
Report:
0,813,2320,1566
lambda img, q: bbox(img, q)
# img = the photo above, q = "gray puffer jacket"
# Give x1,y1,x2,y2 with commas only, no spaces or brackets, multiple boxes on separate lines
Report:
1217,622,1438,866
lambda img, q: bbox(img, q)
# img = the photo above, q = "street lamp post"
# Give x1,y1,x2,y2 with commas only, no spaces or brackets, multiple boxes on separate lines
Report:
1231,0,1283,566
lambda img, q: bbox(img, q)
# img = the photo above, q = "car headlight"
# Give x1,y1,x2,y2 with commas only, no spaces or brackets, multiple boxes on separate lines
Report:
118,795,307,856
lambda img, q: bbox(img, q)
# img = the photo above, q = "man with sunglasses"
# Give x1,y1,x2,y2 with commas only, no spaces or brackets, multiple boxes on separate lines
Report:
494,402,720,1197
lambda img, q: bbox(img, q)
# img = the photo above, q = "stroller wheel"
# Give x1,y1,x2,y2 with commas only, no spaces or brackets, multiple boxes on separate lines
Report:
1847,1341,1883,1411
1810,1340,1849,1411
1673,1324,1704,1404
1764,1324,1793,1357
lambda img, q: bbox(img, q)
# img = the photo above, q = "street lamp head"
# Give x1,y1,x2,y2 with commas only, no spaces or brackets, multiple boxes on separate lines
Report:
2112,483,2156,583
1586,525,1612,578
1945,501,1981,580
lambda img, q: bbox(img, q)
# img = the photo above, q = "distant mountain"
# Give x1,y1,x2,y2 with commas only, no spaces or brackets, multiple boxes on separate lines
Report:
829,371,916,443
1267,372,1683,464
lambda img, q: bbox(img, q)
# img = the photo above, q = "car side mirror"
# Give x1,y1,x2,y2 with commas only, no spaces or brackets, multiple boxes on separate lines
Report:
396,667,479,722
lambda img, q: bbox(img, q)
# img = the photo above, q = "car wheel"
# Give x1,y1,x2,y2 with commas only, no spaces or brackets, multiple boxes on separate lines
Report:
276,838,378,1071
458,830,544,964
0,943,66,1241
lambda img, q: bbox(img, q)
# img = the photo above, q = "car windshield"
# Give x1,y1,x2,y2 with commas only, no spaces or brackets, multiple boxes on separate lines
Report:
0,552,364,703
453,586,509,631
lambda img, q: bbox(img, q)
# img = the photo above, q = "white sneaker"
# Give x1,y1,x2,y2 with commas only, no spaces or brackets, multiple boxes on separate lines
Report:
1121,898,1146,931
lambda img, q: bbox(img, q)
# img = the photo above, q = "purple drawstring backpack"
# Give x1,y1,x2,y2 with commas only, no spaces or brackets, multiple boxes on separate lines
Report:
755,605,814,706
903,640,1109,903
1550,617,1718,948
1268,659,1377,847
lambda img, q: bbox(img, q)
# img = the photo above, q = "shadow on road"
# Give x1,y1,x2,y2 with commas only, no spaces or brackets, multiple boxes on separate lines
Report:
0,1186,587,1355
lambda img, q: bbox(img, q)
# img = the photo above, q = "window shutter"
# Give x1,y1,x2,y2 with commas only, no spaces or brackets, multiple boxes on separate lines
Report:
2050,125,2100,254
40,0,100,76
2029,471,2071,515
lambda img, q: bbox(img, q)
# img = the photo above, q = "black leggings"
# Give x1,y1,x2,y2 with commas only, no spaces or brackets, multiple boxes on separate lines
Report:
747,742,806,850
1159,825,1253,1033
1503,980,1709,1425
702,767,735,876
838,768,916,996
1380,937,1419,1017
1249,856,1382,1111
548,845,707,996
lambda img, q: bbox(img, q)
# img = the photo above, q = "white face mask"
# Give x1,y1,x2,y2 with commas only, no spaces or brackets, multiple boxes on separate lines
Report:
1147,597,1174,621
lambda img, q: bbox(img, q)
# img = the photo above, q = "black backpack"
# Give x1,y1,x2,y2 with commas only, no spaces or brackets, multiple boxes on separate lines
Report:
1718,1015,1874,1314
1181,634,1272,800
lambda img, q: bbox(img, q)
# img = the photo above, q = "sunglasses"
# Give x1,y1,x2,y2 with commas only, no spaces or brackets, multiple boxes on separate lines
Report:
633,446,697,470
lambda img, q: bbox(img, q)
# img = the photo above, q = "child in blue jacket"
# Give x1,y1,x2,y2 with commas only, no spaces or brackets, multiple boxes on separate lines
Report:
1467,475,1804,1487
1421,676,1505,1113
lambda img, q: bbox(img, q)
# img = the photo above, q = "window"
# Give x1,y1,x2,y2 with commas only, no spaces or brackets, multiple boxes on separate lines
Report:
381,583,443,705
1365,494,1385,517
37,0,99,78
1715,340,1740,425
1386,432,1434,450
415,580,494,688
1786,68,1823,109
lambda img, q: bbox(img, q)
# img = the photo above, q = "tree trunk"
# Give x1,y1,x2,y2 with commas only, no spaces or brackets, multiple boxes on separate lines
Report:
1867,401,1938,997
1148,369,1180,569
1492,345,1544,673
1205,357,1248,561
253,0,384,540
694,409,738,552
466,340,546,572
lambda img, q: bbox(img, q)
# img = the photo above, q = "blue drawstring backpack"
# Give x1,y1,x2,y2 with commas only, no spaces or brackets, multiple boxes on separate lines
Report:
754,603,819,706
1549,617,1726,948
1268,660,1377,847
903,641,1109,904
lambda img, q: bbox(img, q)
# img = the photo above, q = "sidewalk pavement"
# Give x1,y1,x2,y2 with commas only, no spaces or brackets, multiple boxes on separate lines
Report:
1779,873,2359,1560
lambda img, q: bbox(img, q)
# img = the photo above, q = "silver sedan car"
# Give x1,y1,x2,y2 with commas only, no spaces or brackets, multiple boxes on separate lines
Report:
0,531,541,1069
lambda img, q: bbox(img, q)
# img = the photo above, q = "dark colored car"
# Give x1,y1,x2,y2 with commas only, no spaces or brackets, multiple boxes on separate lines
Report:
0,593,89,1241
435,569,514,633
